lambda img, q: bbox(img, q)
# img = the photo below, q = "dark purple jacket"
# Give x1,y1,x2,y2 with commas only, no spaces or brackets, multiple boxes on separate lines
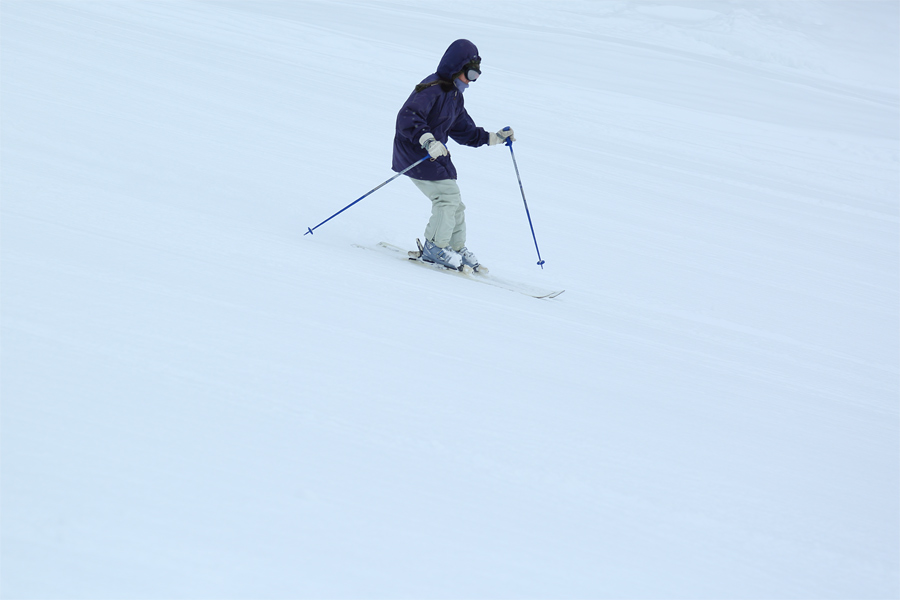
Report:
392,39,490,180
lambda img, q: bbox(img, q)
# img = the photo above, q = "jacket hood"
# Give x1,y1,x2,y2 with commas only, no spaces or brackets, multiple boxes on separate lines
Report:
436,39,480,80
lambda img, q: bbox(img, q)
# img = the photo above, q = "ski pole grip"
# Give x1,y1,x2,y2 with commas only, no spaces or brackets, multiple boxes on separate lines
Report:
503,126,513,146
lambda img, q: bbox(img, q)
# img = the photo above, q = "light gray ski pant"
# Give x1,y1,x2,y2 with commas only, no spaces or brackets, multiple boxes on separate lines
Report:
411,178,466,251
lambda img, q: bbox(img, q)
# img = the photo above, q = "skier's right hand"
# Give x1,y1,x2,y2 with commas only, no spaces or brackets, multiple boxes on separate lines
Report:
420,133,449,160
489,127,516,145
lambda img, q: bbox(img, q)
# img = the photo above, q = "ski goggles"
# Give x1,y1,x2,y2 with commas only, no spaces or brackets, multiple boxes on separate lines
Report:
463,59,481,82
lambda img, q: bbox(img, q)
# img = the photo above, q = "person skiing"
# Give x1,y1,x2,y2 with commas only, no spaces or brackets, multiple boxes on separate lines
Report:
392,39,515,270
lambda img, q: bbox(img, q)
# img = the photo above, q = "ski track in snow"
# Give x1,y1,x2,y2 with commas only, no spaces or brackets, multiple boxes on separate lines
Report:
2,1,898,598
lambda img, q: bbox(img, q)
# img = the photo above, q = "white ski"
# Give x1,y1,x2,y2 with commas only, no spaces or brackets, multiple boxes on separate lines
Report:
354,242,565,299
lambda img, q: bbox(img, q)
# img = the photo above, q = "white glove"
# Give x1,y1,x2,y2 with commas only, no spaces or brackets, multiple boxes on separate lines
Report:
489,127,516,145
419,132,448,159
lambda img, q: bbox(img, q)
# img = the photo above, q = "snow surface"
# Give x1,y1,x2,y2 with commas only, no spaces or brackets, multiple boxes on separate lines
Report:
1,1,898,598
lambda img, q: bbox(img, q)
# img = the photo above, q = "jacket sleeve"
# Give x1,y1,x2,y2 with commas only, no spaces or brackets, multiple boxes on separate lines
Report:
396,88,439,146
448,107,489,148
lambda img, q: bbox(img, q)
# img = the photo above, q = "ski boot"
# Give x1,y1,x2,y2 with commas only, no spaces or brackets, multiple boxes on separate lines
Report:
457,246,487,273
420,239,463,270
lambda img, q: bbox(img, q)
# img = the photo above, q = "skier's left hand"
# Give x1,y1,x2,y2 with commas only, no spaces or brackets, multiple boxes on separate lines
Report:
489,127,515,145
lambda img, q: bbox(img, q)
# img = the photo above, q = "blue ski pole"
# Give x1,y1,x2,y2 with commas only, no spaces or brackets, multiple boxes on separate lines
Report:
504,128,545,268
305,155,430,235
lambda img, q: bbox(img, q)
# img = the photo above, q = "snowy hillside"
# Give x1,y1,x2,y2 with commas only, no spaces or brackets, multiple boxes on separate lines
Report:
2,1,898,598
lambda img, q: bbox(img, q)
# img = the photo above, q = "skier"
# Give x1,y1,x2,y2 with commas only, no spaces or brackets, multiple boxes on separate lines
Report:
392,39,515,270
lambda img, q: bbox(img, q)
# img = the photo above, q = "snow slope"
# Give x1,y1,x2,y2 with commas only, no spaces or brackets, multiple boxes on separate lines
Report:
2,1,897,598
